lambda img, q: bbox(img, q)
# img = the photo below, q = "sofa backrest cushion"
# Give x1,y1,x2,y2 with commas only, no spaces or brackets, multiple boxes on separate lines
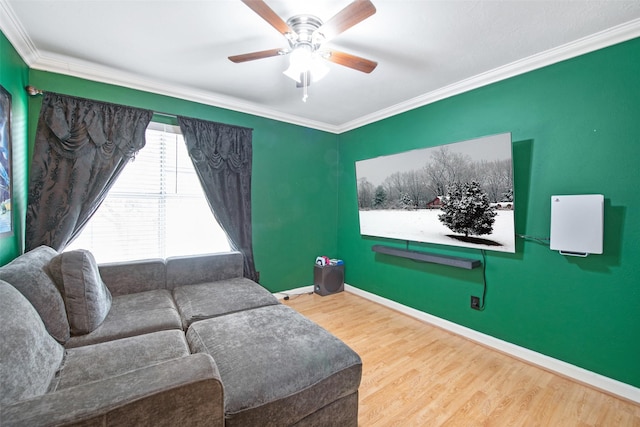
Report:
98,258,167,296
166,252,244,289
0,246,70,343
0,280,64,405
48,250,112,335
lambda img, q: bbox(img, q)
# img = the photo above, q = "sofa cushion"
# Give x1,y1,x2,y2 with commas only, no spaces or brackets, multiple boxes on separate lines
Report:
52,330,190,391
186,304,362,426
98,258,167,296
0,280,64,405
48,249,112,335
65,289,182,348
172,277,279,328
0,246,70,343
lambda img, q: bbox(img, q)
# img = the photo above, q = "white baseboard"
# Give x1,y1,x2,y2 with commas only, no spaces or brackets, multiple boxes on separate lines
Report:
274,283,639,402
342,284,640,404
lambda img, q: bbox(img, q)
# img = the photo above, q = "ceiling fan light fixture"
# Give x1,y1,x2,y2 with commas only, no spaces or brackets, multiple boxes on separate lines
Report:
284,44,324,83
283,65,303,83
290,44,312,67
283,50,330,84
283,54,306,83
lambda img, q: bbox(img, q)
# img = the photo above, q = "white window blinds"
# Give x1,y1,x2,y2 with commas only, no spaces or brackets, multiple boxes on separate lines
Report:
66,123,231,263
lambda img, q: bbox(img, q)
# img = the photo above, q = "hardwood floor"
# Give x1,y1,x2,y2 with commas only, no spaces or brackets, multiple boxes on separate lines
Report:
283,291,640,426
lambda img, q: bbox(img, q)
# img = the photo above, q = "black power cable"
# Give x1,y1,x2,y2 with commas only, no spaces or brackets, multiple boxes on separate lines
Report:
282,291,314,301
479,249,487,311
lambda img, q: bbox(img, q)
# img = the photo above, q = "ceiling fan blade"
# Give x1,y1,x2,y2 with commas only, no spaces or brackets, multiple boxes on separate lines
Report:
241,0,293,36
316,0,376,41
326,50,377,73
228,48,284,63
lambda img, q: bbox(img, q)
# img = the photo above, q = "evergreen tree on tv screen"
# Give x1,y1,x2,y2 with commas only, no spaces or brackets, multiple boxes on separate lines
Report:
439,181,497,237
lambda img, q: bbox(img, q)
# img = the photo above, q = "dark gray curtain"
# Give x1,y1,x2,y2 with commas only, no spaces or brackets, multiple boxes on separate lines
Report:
25,93,153,251
177,116,257,282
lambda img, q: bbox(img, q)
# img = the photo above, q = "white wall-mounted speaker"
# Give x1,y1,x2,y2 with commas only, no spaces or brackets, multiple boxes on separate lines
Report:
314,265,344,296
550,194,604,256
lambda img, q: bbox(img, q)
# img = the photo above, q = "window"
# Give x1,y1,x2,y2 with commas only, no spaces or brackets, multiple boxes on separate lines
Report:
67,123,231,263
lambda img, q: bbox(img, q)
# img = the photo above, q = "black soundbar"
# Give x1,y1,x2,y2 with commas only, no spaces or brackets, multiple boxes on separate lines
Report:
371,245,481,269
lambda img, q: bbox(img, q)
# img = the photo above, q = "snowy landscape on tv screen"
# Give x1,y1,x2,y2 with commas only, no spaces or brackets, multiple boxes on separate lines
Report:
355,133,515,253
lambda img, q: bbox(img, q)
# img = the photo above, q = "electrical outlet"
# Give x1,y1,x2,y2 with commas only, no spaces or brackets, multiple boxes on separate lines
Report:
470,296,481,310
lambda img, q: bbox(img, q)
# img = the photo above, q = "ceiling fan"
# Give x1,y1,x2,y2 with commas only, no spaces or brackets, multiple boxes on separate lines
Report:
229,0,378,100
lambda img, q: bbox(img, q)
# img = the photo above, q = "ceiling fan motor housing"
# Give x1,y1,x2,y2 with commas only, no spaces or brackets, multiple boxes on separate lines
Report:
230,0,378,78
286,15,325,49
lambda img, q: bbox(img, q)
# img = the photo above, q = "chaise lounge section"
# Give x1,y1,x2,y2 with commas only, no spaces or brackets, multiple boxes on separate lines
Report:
0,246,362,426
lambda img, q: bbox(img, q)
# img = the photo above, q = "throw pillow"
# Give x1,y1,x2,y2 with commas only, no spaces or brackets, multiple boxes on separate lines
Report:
0,246,70,343
48,250,112,335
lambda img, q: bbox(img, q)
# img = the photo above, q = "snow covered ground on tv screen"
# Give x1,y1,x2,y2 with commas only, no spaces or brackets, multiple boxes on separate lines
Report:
359,209,515,253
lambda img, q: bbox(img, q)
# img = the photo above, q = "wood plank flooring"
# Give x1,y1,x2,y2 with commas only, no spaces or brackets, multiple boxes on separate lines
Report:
282,291,640,426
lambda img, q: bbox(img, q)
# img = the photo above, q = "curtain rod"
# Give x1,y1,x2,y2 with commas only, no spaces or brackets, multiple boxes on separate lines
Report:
153,111,177,119
25,85,44,96
26,85,177,118
23,86,253,131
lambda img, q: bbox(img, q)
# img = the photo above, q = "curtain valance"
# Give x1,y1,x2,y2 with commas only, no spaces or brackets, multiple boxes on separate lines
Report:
26,93,153,251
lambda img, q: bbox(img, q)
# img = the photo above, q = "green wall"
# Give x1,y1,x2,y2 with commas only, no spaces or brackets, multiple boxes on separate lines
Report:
0,31,28,264
2,27,639,389
20,70,339,292
337,37,640,388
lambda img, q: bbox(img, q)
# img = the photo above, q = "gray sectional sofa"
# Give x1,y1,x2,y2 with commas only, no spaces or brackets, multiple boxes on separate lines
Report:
0,246,362,426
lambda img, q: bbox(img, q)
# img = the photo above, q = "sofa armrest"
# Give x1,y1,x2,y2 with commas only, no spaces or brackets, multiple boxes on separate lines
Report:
1,353,224,427
98,259,167,296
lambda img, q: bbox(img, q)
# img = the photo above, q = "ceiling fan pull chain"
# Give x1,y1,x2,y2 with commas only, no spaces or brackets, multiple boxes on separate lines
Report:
302,72,309,102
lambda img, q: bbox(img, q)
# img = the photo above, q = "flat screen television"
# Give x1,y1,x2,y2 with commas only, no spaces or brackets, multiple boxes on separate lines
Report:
355,133,515,253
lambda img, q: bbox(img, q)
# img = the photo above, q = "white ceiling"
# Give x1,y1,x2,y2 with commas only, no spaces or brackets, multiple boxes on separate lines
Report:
2,0,640,133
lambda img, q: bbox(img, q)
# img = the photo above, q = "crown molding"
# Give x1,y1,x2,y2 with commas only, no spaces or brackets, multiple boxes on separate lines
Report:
0,0,40,64
2,0,638,134
28,52,340,133
336,17,640,133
